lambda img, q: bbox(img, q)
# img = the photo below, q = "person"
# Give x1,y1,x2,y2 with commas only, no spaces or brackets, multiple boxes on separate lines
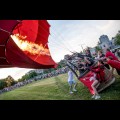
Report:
105,49,120,75
89,73,101,99
83,70,101,99
105,48,119,61
117,49,120,57
84,56,94,67
97,50,110,69
104,56,120,75
67,68,77,94
77,61,87,76
93,53,98,60
85,49,92,58
90,60,105,83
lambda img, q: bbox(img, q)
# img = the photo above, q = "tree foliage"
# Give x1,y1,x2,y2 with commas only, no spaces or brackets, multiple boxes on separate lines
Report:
5,76,16,87
0,80,7,90
95,46,102,52
18,71,37,82
115,33,120,45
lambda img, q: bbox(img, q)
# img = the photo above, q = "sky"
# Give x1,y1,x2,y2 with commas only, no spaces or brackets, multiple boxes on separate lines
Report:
0,20,120,80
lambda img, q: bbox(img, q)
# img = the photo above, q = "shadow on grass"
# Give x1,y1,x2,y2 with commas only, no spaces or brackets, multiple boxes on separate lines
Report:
98,75,120,100
54,76,91,100
101,75,120,92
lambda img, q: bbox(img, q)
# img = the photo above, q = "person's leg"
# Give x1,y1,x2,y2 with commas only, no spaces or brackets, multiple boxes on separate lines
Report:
73,80,77,91
70,85,73,93
68,81,73,94
91,80,99,95
91,80,100,99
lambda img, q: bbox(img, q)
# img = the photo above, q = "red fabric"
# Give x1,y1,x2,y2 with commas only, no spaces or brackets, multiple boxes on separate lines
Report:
79,65,105,95
0,20,57,69
91,65,105,82
35,20,50,46
13,20,38,43
79,71,95,95
0,20,20,67
106,51,119,61
107,60,120,70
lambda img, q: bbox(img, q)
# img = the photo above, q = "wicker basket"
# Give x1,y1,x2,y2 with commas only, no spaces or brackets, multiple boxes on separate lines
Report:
79,64,115,95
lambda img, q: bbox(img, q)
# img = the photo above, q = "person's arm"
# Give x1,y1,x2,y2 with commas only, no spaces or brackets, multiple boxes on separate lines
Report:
92,68,100,73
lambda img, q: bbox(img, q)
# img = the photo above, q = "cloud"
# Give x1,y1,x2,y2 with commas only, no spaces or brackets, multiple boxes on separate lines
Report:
96,20,120,38
96,20,114,31
0,68,32,80
48,20,120,62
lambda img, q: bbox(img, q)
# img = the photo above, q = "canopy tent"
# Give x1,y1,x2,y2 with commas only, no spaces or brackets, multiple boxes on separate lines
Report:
0,20,57,69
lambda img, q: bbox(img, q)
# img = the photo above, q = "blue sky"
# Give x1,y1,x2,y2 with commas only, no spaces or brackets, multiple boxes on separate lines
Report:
0,20,120,80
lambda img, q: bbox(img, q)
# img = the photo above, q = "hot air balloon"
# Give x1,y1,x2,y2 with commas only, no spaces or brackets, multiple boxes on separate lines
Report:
0,20,57,69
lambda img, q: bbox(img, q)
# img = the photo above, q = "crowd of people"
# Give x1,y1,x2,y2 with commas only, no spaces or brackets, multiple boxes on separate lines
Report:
0,66,69,95
65,48,120,99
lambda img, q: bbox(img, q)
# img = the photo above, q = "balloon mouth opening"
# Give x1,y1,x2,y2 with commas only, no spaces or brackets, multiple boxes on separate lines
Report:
11,34,50,57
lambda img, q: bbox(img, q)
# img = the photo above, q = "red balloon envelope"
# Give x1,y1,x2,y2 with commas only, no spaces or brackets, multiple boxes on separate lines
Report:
0,20,57,69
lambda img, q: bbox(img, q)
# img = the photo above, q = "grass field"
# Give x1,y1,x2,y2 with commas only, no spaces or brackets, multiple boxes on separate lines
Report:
0,72,120,100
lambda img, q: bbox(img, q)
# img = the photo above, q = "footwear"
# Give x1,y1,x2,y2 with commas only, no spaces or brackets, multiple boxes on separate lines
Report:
70,91,73,94
73,88,77,92
91,95,95,99
95,95,101,100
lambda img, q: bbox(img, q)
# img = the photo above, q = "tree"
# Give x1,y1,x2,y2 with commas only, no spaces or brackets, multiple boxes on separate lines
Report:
5,75,16,87
18,72,37,82
114,33,120,45
58,60,66,68
0,80,7,90
95,46,101,52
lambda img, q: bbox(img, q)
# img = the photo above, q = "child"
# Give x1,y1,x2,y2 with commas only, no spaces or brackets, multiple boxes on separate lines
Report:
68,69,77,94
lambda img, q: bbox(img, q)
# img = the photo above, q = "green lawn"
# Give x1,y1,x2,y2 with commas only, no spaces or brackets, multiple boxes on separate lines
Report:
0,73,120,100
